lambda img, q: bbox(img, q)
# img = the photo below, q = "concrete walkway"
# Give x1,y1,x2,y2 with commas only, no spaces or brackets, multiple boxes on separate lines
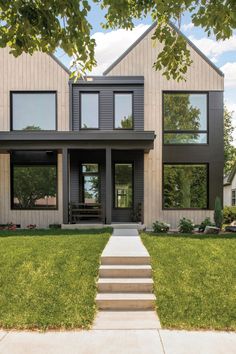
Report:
0,329,236,354
1,228,235,353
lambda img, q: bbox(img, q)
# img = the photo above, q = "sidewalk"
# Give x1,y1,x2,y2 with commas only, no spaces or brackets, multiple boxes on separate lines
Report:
0,329,236,354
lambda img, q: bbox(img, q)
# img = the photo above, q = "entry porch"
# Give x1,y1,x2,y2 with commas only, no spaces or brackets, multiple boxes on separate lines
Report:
64,149,144,225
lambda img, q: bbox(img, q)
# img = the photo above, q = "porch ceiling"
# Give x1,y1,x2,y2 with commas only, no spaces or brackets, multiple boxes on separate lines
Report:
0,131,156,152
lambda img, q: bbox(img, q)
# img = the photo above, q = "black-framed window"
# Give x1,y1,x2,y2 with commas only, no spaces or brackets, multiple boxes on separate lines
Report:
11,92,56,131
11,164,57,210
163,92,208,144
232,189,236,206
114,93,133,129
114,163,133,208
80,92,99,129
81,163,100,204
163,164,208,209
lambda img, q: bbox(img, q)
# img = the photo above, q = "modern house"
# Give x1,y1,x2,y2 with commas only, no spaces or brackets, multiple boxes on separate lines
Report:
224,164,236,206
0,23,224,229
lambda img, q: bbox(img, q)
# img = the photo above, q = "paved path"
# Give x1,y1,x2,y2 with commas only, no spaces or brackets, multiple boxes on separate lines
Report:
1,228,235,353
0,329,236,354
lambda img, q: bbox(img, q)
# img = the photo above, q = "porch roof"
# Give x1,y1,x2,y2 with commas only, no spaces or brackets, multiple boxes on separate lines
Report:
0,131,155,152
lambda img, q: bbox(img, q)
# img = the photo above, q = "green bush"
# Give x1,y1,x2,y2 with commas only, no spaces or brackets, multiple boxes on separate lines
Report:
152,220,170,233
223,206,236,224
214,197,223,229
178,217,194,233
199,217,214,232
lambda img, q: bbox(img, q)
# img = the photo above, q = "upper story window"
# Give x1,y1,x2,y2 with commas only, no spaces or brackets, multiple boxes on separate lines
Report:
114,93,133,129
80,92,99,129
163,93,208,144
11,92,56,131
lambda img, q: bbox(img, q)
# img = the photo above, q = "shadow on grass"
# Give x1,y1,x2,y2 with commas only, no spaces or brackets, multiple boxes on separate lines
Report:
0,227,113,238
142,231,236,240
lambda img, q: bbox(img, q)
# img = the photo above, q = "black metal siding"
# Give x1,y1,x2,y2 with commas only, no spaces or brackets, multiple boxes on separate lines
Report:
72,84,144,131
163,91,224,209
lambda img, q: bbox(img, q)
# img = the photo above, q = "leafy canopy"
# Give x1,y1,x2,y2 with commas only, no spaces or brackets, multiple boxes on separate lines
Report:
224,106,236,175
0,1,235,80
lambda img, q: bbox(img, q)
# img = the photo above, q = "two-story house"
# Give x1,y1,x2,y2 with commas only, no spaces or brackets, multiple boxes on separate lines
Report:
0,23,224,228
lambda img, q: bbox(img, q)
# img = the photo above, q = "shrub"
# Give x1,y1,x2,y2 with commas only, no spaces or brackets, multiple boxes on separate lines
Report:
223,206,236,224
152,220,170,233
199,217,214,232
214,197,223,229
178,217,194,233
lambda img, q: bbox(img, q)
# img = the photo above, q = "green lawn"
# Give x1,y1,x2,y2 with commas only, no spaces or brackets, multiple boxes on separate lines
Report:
0,228,111,330
141,233,236,331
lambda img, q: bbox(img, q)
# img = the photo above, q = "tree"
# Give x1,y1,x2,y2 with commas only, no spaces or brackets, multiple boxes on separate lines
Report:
0,1,235,80
120,115,133,129
214,196,223,229
13,166,56,208
224,106,236,175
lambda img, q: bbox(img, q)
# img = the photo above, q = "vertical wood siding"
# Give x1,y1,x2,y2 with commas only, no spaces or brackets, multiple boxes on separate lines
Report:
0,48,69,227
0,48,69,131
106,27,224,228
0,153,63,228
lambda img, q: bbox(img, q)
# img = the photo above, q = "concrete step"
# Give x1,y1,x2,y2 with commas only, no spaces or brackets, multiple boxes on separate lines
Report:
96,293,156,310
99,265,152,278
97,278,153,293
101,256,150,265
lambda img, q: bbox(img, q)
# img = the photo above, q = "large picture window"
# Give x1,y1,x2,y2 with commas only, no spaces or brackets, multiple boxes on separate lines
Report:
12,163,57,210
80,93,99,129
11,92,56,131
114,93,133,129
114,163,133,208
163,164,208,209
163,93,208,144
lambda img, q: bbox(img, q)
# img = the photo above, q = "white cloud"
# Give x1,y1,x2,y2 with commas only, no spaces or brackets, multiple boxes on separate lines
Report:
188,35,236,63
221,62,236,88
182,22,194,31
90,24,150,75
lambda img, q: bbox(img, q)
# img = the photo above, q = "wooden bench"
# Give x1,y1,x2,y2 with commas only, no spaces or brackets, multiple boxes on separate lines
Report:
69,203,103,223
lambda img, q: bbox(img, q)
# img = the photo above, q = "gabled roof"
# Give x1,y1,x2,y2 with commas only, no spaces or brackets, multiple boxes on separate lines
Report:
103,21,224,77
224,163,236,186
49,53,71,75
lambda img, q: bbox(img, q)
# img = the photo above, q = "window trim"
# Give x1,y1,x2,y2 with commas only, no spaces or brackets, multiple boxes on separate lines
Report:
162,91,209,146
113,162,134,209
79,91,100,130
113,92,134,130
10,91,57,132
10,155,58,211
232,189,236,206
162,162,209,210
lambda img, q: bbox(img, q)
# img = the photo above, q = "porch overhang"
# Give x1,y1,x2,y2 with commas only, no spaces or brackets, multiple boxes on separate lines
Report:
0,131,156,152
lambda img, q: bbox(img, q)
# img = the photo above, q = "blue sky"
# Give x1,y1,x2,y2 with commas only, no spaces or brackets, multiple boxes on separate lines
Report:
56,4,236,143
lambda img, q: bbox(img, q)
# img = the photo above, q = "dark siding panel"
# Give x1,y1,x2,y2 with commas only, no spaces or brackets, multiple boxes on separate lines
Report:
70,156,79,204
72,84,144,131
163,91,224,209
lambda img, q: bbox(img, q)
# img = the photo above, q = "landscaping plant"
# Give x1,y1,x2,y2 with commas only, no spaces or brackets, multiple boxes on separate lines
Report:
152,220,170,233
199,217,214,232
178,217,194,233
223,206,236,224
214,197,223,229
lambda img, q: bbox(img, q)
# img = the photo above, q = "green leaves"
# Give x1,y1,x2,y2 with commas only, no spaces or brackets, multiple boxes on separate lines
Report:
0,0,235,80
